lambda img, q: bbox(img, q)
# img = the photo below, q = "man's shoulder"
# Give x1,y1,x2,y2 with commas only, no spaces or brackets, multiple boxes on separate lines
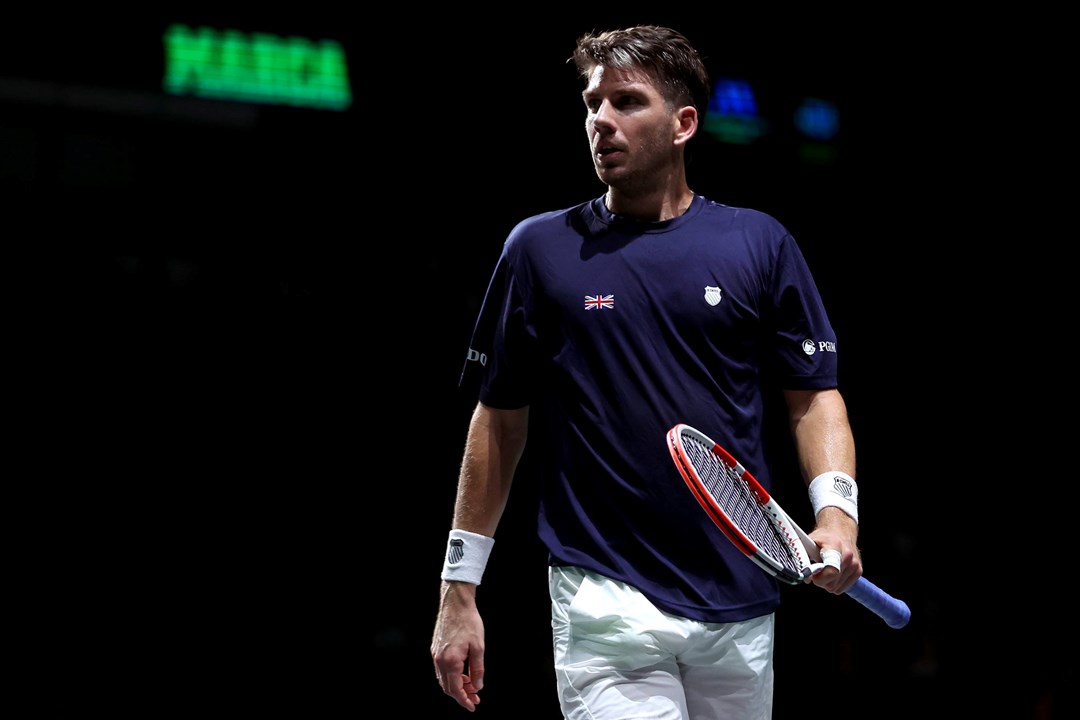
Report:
697,197,784,230
692,199,795,251
517,198,594,228
506,198,596,243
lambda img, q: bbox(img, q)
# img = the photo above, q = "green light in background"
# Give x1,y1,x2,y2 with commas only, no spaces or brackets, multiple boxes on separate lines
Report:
794,97,839,166
704,78,768,145
163,24,352,110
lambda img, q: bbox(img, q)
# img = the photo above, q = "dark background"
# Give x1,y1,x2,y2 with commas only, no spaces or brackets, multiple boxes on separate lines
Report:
6,10,1072,719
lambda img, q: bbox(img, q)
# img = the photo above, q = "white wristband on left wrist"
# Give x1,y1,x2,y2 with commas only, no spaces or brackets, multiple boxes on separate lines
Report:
809,471,859,524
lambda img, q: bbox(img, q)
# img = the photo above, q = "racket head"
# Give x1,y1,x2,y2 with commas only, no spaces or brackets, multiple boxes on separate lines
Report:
666,423,814,585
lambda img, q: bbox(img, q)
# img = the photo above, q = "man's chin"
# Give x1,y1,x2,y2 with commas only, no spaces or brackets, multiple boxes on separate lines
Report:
594,165,626,185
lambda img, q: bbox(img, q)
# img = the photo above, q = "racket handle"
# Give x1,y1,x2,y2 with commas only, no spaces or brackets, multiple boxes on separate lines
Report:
845,577,911,629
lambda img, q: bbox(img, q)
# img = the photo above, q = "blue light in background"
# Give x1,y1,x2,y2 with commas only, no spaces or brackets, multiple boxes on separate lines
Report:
704,78,767,145
794,98,839,141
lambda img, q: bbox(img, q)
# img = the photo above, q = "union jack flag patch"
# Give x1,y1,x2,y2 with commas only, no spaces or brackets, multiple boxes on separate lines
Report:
584,294,615,310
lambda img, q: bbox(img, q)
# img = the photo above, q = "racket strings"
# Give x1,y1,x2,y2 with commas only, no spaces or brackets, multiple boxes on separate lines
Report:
684,437,802,575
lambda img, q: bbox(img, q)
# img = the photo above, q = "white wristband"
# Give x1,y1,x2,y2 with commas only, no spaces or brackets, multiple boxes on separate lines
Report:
809,471,859,524
441,529,495,585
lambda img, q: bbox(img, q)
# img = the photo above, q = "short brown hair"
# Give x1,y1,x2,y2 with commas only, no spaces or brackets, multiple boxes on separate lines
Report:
570,25,710,116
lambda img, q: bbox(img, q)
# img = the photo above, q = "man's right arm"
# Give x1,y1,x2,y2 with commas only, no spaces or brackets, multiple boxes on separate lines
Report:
451,402,529,536
431,402,528,712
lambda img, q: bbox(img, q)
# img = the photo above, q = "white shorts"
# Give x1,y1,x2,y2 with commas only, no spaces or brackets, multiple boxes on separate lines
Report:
549,565,775,720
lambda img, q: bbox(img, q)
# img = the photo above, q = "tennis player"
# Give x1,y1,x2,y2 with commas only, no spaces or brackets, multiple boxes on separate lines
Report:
431,24,863,719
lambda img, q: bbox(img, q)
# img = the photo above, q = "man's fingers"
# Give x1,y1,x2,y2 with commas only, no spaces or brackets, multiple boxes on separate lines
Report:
467,657,485,691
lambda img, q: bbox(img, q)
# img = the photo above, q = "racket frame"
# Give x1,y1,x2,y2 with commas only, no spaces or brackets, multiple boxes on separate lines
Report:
667,423,816,585
666,422,912,629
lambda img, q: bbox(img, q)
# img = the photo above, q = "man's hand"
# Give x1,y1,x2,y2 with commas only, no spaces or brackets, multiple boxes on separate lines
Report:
431,581,486,712
807,506,861,594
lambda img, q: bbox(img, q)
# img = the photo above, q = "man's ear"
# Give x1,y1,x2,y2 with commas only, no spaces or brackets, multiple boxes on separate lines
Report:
674,106,699,146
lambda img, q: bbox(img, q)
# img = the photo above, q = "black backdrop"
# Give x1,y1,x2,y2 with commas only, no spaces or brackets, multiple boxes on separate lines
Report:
7,9,1073,718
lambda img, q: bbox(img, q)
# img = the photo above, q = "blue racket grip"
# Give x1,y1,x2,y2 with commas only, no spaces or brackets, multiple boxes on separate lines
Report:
845,577,911,629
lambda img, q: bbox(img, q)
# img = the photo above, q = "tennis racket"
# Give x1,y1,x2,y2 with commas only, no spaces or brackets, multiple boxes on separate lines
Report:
666,423,910,629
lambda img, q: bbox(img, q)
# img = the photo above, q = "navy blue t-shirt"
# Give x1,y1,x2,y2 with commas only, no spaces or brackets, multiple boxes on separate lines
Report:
460,194,839,623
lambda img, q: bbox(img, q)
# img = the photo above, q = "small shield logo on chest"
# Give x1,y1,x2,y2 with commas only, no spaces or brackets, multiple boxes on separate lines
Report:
704,286,722,306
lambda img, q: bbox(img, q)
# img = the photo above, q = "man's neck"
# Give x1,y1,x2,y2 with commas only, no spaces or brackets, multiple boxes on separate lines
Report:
605,186,695,222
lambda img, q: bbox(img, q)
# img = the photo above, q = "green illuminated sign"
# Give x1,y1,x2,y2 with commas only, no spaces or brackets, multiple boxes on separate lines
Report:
163,24,352,110
705,78,768,145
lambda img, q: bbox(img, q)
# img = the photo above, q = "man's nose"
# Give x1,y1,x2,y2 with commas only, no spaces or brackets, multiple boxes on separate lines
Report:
592,101,616,131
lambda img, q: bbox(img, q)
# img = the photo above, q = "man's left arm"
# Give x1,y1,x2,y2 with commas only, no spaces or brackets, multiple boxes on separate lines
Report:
784,387,862,594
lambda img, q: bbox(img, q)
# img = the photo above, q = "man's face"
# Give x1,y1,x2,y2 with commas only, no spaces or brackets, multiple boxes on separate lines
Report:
582,65,679,191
